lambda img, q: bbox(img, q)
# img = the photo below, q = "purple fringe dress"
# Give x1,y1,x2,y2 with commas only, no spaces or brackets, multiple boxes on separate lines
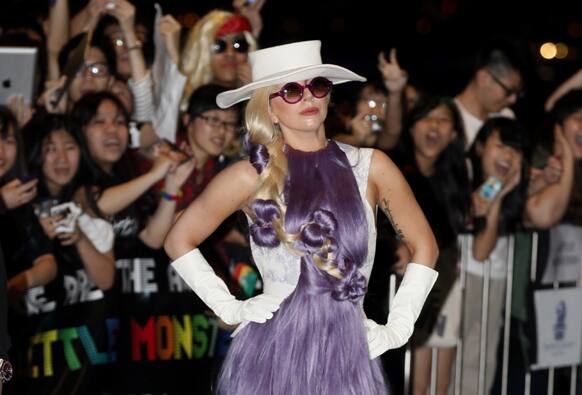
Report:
216,142,388,394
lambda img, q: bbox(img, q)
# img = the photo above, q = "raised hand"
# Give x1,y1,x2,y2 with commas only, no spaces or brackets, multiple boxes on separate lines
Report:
149,150,177,182
232,0,266,37
39,76,67,114
378,48,408,92
1,178,38,210
56,223,82,246
105,0,135,34
84,0,109,31
237,61,253,85
39,214,61,239
158,14,182,65
6,95,33,128
499,168,521,199
542,155,562,185
165,158,196,194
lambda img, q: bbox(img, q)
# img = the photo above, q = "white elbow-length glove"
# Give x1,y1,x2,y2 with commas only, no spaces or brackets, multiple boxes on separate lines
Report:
171,248,281,325
366,263,438,359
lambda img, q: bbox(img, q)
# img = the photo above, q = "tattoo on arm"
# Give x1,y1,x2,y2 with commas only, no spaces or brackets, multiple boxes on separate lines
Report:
381,198,405,241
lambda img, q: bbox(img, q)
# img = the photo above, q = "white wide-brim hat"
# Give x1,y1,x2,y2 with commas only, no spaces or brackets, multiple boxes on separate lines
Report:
216,40,366,108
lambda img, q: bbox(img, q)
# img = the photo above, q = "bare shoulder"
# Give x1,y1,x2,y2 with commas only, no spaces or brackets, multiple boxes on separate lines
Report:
369,149,400,182
203,159,260,209
219,159,260,189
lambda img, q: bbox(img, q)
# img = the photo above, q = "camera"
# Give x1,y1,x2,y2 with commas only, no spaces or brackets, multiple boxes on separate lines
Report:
364,114,384,133
364,99,384,133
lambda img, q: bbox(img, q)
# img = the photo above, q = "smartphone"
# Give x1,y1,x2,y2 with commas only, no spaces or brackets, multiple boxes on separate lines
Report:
50,202,81,233
365,99,385,133
34,198,60,219
364,114,384,133
20,173,37,183
478,176,503,201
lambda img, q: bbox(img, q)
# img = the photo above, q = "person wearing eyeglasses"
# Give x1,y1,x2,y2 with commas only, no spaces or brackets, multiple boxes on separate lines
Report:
166,83,240,212
164,40,439,393
180,10,261,112
68,0,151,82
454,38,526,149
39,32,117,114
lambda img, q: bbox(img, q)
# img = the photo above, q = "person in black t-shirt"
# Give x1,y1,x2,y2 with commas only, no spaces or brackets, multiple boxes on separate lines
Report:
390,96,471,395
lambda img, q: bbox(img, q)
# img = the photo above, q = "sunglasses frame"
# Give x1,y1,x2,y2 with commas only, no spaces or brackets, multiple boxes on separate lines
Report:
211,36,250,54
269,77,333,104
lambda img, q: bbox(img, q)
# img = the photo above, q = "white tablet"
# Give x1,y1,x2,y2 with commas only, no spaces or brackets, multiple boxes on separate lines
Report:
0,47,38,104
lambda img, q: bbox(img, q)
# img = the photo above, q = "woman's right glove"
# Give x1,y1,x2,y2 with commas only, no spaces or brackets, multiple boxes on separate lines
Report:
365,262,438,359
171,248,281,325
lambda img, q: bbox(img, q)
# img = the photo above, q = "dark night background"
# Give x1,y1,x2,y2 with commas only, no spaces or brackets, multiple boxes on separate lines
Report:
3,0,582,128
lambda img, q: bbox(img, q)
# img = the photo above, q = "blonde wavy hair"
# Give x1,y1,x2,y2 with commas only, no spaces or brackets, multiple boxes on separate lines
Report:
245,88,341,278
180,10,258,111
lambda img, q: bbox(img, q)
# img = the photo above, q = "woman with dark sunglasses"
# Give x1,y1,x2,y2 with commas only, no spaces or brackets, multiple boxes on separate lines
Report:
165,40,439,394
180,10,260,111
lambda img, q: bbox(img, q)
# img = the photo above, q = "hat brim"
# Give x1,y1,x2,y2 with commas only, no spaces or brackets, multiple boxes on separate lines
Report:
216,64,366,108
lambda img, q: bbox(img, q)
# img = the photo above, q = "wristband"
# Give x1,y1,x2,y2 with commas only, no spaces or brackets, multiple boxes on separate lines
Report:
160,190,183,202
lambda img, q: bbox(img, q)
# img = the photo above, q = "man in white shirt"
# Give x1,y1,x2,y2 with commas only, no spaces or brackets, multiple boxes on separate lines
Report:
455,40,525,148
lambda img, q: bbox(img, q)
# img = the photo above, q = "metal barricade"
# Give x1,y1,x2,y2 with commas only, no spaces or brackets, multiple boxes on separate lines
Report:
398,230,581,394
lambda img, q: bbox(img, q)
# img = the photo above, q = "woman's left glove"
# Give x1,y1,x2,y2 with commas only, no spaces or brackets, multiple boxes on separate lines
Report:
365,263,438,359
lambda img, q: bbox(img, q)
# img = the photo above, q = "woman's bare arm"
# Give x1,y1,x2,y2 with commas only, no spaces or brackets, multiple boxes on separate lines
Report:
368,149,438,267
164,160,259,260
47,0,70,81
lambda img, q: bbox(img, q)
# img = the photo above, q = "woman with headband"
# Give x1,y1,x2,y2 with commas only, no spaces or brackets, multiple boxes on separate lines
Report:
180,10,259,111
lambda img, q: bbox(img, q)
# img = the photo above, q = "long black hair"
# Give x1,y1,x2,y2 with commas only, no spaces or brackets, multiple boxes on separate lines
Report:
23,112,84,203
400,96,471,236
69,91,154,220
70,91,130,185
467,117,530,234
0,105,26,184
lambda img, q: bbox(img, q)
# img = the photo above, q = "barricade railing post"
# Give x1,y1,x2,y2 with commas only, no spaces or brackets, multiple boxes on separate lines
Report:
454,233,470,395
529,232,538,282
390,273,410,394
548,365,555,395
524,232,539,395
478,256,492,395
430,347,437,395
572,272,581,395
404,344,411,395
524,371,531,395
501,235,515,395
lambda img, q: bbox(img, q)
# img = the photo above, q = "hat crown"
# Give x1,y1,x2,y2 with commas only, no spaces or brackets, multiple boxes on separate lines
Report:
250,40,322,82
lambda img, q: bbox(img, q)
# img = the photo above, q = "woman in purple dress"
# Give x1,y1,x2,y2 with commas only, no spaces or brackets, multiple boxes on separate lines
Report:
164,40,439,394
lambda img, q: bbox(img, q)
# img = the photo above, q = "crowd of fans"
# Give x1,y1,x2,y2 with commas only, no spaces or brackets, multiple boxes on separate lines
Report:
0,0,581,394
